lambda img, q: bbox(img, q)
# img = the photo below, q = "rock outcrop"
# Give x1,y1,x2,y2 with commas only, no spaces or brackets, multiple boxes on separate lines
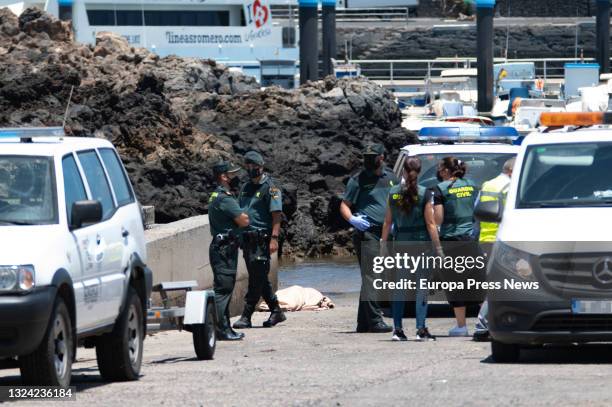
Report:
194,77,411,256
0,8,413,257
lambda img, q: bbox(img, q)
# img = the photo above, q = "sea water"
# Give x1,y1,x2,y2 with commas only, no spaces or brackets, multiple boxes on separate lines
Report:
278,258,361,295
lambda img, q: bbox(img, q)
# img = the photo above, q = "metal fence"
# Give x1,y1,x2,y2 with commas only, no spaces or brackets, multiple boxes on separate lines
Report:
348,57,605,81
271,6,415,22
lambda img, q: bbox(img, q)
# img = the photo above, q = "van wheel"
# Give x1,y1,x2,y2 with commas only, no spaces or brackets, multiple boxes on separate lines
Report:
491,340,520,363
96,287,143,381
192,302,216,360
20,298,73,388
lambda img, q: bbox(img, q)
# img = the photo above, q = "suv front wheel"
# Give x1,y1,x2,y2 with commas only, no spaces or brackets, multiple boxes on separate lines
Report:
96,287,144,381
20,297,73,388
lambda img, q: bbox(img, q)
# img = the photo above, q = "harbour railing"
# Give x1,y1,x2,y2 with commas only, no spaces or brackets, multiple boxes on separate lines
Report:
271,6,415,22
347,57,606,82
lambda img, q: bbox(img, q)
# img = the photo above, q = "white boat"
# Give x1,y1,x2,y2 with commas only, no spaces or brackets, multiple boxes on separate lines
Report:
435,68,478,104
333,60,361,79
1,0,299,86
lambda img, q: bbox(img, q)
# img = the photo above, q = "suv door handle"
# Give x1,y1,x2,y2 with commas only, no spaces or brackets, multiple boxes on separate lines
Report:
122,228,129,238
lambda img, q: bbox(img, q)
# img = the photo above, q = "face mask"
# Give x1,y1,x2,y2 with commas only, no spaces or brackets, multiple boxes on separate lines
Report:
247,167,262,179
229,175,241,190
364,156,381,171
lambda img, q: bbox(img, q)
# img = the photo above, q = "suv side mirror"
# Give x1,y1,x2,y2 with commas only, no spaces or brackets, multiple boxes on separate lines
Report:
474,199,503,223
71,200,102,230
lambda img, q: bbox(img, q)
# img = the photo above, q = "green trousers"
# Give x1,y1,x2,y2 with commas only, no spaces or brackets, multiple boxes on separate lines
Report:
209,241,238,332
243,237,277,309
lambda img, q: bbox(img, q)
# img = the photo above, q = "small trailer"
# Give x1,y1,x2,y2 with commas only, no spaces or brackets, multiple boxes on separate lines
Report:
147,281,217,360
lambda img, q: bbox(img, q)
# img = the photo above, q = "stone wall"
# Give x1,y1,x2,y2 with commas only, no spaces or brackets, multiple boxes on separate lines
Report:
337,23,603,61
416,0,595,18
493,0,593,17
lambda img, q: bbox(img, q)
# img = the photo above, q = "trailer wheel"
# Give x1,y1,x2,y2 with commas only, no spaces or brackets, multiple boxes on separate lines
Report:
193,303,216,360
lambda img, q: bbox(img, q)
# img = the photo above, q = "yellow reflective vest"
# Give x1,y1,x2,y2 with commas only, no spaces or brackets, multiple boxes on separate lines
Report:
478,173,511,243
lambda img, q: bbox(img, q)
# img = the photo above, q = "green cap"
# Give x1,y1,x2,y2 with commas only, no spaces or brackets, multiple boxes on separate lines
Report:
363,143,385,156
212,160,240,176
244,151,265,166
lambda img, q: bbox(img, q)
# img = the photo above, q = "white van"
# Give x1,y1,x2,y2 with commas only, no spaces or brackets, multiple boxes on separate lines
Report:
476,119,612,363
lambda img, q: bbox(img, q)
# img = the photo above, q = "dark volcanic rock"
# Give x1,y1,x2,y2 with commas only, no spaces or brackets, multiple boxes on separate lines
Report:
192,76,413,256
0,8,414,258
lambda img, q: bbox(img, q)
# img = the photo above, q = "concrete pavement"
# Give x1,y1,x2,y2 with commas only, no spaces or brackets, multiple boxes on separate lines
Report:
2,293,612,406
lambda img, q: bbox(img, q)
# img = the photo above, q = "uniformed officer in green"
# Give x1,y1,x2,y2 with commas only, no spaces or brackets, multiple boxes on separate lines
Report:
381,157,436,341
209,161,250,341
425,156,481,338
233,151,286,329
340,143,399,333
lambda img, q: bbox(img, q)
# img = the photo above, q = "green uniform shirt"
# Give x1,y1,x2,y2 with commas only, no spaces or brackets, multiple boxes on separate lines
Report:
388,184,430,242
432,178,478,239
208,185,243,237
343,168,399,226
239,175,282,231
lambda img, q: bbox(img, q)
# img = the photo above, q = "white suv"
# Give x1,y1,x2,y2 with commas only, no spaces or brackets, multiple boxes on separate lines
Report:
0,128,152,387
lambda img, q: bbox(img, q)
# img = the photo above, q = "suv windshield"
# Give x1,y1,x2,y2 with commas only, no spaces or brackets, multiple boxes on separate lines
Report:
416,152,516,189
0,156,57,225
518,142,612,208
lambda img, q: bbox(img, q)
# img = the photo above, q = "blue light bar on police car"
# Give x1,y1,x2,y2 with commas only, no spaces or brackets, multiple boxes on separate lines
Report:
418,126,520,144
0,127,65,139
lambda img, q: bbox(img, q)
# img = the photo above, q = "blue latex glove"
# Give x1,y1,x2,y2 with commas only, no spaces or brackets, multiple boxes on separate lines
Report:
349,215,371,232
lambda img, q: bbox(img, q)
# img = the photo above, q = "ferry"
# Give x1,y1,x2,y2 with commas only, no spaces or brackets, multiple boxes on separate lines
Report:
1,0,300,86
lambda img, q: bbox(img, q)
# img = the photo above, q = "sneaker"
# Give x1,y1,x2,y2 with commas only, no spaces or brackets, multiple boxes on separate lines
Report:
392,329,408,341
472,329,490,342
448,325,469,337
416,327,436,341
473,320,490,342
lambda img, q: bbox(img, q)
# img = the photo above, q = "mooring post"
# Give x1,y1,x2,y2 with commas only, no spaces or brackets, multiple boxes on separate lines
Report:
476,0,495,113
322,0,337,77
299,0,319,84
596,0,610,74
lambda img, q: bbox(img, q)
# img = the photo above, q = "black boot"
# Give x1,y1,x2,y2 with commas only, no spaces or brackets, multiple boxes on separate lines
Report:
233,304,255,329
217,316,244,341
230,328,245,339
226,316,245,339
263,301,286,328
218,329,244,341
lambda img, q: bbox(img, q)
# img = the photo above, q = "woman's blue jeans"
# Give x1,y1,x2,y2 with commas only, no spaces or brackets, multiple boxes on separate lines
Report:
392,266,431,330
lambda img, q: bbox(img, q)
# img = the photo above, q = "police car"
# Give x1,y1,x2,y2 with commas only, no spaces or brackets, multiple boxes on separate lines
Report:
476,112,612,362
390,127,520,314
0,128,152,387
393,127,520,189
